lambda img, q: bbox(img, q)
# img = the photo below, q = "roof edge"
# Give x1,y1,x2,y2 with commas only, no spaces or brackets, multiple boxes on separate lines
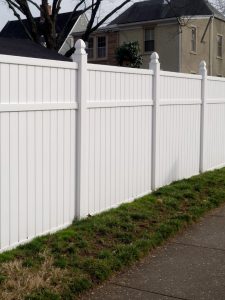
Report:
107,15,215,29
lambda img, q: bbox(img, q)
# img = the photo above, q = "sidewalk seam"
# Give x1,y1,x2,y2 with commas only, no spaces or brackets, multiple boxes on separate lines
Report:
172,241,225,253
111,282,190,300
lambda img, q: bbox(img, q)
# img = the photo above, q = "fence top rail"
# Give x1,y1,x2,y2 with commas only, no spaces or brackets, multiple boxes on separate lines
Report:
160,70,201,80
87,63,154,75
0,54,78,70
208,76,225,82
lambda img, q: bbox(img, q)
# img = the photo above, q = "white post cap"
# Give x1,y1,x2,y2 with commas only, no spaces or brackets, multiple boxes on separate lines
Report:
75,39,86,55
150,52,159,64
199,60,207,77
149,52,160,71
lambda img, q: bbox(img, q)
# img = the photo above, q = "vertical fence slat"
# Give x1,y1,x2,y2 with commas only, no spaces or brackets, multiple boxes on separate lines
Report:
35,111,43,235
9,113,19,245
199,61,207,173
18,112,27,242
0,113,10,249
27,112,35,239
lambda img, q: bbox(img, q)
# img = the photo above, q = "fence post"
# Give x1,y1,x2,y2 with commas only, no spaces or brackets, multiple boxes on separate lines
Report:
199,60,207,173
72,39,88,219
149,52,160,190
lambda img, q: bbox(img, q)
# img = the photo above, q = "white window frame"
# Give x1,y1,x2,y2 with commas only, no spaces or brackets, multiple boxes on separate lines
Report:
190,26,197,53
87,35,108,61
97,36,107,59
217,34,223,59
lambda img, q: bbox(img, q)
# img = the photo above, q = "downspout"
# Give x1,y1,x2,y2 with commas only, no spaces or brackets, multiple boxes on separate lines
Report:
209,15,214,76
201,16,213,43
179,25,182,72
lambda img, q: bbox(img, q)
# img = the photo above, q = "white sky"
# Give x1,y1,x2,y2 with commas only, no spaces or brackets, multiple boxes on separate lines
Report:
0,0,133,30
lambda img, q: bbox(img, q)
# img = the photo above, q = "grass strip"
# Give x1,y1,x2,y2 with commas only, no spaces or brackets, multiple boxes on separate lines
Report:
1,168,225,299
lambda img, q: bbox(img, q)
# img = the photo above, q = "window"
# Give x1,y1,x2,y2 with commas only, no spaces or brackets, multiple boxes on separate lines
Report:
97,36,106,58
217,35,223,58
87,37,94,59
85,35,107,60
144,29,155,52
191,27,197,53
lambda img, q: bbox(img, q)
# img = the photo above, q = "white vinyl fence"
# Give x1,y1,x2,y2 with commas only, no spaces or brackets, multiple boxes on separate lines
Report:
0,56,78,251
0,39,225,252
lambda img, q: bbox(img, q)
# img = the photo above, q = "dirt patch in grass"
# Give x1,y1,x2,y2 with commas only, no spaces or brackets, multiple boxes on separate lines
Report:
0,251,69,300
1,168,225,299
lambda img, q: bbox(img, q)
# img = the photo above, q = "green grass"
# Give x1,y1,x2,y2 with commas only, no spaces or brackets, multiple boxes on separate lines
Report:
1,168,225,299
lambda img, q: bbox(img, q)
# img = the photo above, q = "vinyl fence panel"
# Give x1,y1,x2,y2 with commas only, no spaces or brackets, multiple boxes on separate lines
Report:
204,77,225,170
0,55,78,251
155,72,202,188
85,64,153,215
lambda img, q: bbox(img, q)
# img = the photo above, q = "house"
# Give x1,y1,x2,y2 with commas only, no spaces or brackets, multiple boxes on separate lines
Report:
78,0,225,76
0,37,70,61
72,27,119,66
0,11,88,56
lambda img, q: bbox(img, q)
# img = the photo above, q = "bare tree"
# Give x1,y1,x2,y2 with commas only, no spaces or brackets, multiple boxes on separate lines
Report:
164,0,216,31
2,0,132,50
213,0,225,14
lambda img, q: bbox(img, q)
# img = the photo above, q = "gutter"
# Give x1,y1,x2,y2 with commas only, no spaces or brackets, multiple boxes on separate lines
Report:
109,17,179,29
201,16,213,43
108,15,216,31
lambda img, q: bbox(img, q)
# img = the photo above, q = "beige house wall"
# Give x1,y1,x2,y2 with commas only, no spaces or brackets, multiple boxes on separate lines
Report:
155,24,179,72
119,23,179,71
180,17,225,76
180,18,211,74
119,27,144,53
212,18,225,76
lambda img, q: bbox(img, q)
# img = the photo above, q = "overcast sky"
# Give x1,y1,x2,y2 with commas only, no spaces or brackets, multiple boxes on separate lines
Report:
0,0,133,30
0,0,220,31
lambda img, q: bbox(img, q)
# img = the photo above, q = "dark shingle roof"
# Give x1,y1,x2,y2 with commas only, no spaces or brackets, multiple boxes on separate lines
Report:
0,11,81,47
110,0,225,25
0,37,71,61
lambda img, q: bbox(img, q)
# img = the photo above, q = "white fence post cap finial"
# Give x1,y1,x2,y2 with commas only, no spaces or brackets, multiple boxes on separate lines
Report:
149,52,160,71
150,52,159,64
73,39,87,63
75,39,86,55
199,60,207,77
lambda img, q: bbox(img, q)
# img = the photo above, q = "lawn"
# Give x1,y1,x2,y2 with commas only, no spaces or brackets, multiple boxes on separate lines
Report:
1,168,225,299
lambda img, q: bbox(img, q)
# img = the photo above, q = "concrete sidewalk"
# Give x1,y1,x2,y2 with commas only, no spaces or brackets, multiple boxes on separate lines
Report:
83,204,225,300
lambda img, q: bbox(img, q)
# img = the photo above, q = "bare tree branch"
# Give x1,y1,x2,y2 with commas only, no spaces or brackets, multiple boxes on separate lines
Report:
5,0,34,41
2,0,133,53
27,0,41,11
56,0,94,48
83,0,131,40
